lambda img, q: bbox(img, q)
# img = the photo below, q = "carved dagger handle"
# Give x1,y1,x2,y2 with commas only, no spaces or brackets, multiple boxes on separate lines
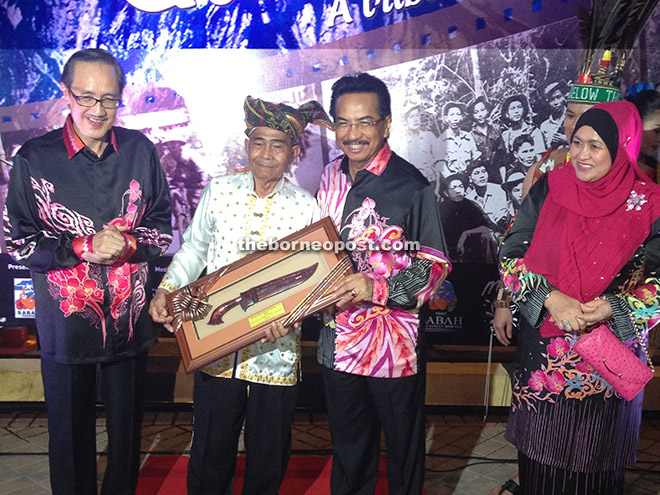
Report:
208,296,242,325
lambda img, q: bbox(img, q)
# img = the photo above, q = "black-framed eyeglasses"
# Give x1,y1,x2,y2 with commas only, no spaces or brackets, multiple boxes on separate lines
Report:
68,89,121,110
334,118,385,132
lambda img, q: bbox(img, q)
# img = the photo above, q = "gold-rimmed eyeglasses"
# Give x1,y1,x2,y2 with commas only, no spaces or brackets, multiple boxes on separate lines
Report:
334,118,385,132
68,90,121,110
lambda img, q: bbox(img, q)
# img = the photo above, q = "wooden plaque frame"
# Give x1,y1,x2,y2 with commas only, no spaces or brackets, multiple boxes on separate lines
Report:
166,217,353,373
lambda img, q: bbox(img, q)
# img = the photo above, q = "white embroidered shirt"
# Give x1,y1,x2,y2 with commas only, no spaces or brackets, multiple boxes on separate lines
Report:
160,171,319,385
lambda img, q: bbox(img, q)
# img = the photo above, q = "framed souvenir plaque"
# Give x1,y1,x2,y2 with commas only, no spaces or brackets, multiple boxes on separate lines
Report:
166,217,354,373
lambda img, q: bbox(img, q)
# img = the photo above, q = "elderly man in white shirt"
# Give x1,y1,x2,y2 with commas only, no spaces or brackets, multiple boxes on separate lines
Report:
149,95,332,495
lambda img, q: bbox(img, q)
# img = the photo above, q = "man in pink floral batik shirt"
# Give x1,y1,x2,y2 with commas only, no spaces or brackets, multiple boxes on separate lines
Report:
4,49,172,495
318,73,451,495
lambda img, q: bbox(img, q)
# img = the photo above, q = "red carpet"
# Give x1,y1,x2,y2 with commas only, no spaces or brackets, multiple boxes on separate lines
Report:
136,455,389,494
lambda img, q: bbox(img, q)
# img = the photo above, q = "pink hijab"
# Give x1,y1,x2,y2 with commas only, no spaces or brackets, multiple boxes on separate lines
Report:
524,101,660,336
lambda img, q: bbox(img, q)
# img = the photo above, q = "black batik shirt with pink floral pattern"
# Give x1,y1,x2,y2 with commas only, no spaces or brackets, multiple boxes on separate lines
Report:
316,144,451,378
4,117,173,364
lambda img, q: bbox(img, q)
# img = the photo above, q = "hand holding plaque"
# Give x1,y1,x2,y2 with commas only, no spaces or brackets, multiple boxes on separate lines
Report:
166,217,354,373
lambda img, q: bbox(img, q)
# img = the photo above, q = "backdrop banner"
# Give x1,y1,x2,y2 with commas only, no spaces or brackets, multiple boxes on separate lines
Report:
1,0,659,346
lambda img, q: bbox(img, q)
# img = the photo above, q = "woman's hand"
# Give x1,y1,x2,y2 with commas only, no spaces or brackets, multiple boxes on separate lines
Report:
580,297,613,326
493,306,514,346
545,290,587,333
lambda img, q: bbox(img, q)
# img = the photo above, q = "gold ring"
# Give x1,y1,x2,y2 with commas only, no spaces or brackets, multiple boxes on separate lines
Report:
350,289,357,298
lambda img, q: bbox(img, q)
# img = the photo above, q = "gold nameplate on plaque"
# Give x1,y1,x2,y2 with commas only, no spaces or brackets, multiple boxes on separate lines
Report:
249,302,286,328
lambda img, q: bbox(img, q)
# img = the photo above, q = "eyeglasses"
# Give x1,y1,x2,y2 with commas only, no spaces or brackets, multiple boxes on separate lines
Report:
68,90,121,109
334,118,385,132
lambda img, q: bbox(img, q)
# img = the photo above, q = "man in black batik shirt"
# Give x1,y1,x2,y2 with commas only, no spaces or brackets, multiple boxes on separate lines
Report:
4,49,172,495
317,72,451,495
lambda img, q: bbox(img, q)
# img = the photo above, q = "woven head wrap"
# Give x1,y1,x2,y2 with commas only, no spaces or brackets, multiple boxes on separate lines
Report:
244,96,333,145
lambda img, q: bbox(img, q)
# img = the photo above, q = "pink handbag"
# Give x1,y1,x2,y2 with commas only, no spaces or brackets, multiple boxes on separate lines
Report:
573,324,654,401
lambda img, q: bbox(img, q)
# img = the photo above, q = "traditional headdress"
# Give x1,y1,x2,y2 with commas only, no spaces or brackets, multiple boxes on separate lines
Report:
567,0,659,105
244,96,333,145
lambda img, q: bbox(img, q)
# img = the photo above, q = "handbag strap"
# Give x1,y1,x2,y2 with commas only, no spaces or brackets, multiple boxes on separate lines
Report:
628,311,655,373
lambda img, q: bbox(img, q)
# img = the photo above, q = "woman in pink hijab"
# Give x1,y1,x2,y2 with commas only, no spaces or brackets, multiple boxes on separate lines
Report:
498,100,660,494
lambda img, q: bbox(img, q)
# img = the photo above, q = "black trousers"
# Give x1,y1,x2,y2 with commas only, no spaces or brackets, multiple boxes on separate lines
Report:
187,372,299,495
322,366,426,495
41,352,147,495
